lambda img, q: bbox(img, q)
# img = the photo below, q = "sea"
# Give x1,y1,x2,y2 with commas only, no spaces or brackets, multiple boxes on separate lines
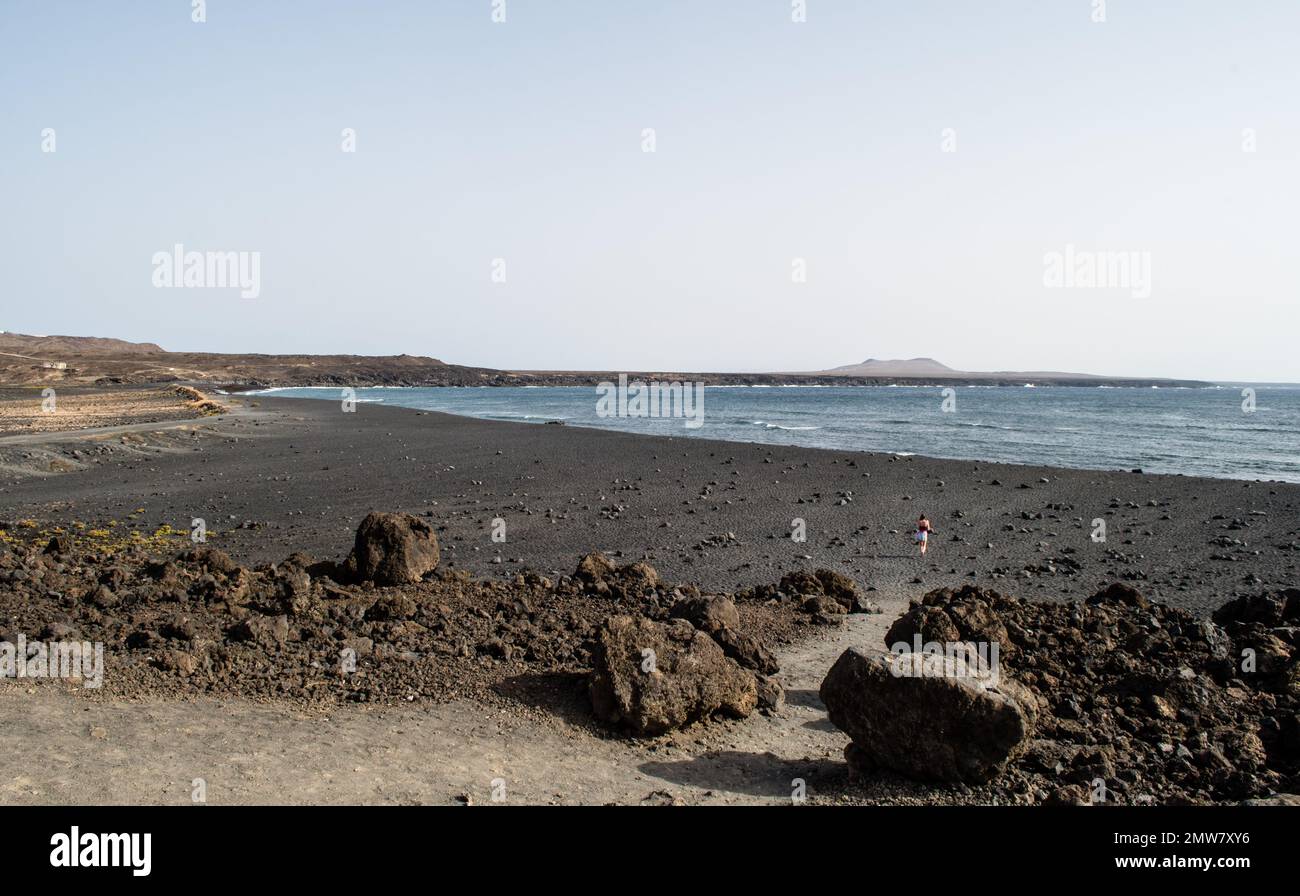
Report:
250,384,1300,483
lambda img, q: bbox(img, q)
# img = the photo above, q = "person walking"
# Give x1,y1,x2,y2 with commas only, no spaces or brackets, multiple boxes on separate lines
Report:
915,515,934,557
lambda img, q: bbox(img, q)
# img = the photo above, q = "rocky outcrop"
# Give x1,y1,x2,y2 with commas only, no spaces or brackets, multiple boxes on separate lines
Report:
712,625,780,676
573,552,662,603
829,582,1300,803
779,568,861,611
589,615,757,736
669,594,779,675
820,647,1038,783
345,512,440,586
0,525,796,720
669,594,740,634
735,568,880,617
884,585,1013,657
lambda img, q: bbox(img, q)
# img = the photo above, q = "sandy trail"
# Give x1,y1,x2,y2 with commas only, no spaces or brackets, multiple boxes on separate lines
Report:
0,604,900,806
0,417,222,447
0,398,259,446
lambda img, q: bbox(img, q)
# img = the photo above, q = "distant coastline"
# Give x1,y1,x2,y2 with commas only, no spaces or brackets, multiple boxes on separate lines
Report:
221,372,1216,391
0,333,1215,391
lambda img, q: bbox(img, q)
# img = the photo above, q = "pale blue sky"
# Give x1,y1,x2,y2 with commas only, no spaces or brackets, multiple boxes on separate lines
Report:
2,1,1297,380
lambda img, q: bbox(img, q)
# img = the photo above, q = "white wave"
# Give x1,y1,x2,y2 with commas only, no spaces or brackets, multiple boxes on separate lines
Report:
239,386,352,396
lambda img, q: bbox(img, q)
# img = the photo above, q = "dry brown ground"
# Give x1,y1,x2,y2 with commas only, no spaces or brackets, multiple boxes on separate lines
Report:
0,386,223,435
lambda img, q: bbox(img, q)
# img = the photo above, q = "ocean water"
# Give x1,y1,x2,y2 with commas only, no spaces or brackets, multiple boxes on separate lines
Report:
253,384,1300,483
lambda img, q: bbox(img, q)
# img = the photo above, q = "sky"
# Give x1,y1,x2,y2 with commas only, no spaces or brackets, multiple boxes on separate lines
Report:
2,0,1298,382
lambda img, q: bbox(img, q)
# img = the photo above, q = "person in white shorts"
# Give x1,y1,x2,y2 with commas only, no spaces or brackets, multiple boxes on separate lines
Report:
915,515,933,557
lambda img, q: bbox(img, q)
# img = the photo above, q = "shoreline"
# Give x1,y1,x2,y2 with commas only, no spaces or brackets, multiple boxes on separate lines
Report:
4,393,1297,615
221,385,1300,486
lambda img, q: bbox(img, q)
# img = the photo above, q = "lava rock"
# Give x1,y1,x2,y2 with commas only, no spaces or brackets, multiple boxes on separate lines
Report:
756,674,785,712
229,614,290,650
670,595,740,634
181,546,238,576
588,615,757,736
712,625,780,675
780,568,861,611
345,512,440,586
43,535,73,556
820,647,1038,784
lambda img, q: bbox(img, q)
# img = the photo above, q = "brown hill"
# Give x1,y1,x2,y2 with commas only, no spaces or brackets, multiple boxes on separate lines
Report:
0,333,1214,390
823,358,959,377
816,357,1115,382
0,333,478,389
0,332,164,355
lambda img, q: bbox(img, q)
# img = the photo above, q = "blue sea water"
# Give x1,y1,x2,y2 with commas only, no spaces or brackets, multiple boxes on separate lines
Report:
252,384,1300,483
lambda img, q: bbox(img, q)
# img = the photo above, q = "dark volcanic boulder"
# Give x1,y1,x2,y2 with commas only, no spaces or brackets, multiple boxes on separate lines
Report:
756,674,785,712
573,552,664,603
589,615,757,735
346,512,440,586
181,545,238,576
812,569,861,608
713,626,780,675
820,647,1037,784
366,593,417,622
884,604,961,647
575,551,615,583
620,561,660,595
779,568,861,611
669,594,779,673
229,614,290,650
800,594,847,626
1087,581,1150,610
670,594,740,634
43,535,73,556
1214,589,1299,628
884,586,1012,657
873,582,1300,802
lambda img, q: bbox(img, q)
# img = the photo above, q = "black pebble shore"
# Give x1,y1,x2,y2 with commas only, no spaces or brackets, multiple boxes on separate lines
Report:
3,395,1298,615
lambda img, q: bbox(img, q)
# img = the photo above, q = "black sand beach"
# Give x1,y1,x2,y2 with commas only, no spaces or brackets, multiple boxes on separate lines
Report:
4,394,1297,616
3,393,1300,806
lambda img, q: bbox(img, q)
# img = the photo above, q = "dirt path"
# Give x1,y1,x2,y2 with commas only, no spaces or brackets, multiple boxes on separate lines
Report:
0,398,259,446
0,603,902,806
